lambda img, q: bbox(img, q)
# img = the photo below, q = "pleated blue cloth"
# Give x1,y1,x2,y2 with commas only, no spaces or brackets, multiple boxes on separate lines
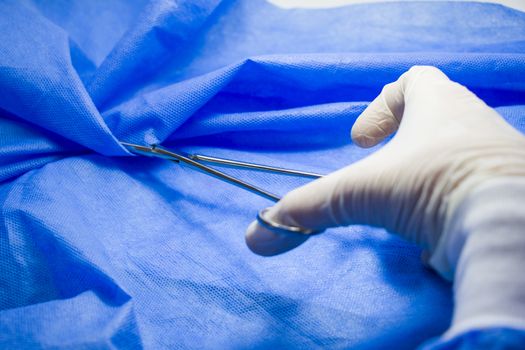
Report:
1,0,524,348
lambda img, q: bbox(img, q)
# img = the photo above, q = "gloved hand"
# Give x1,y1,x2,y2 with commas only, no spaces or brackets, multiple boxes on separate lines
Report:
245,66,525,279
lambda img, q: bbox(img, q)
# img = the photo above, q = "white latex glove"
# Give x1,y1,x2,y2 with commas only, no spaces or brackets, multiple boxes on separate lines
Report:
245,66,525,279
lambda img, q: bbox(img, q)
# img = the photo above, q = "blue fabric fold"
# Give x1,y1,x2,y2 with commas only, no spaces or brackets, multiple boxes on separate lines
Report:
1,0,524,348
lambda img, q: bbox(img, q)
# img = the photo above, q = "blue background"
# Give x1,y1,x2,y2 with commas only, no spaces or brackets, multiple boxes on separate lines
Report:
0,0,524,348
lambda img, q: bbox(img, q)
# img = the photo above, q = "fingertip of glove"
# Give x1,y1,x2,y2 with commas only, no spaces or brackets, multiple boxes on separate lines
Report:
245,220,308,256
350,130,379,148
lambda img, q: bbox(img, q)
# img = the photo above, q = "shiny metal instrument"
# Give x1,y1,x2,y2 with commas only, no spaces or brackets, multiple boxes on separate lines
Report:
122,142,325,236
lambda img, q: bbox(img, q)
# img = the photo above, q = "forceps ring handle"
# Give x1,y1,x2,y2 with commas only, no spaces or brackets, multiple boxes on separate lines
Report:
256,207,324,236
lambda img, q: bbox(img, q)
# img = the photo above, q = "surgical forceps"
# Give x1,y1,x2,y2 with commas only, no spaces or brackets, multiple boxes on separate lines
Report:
122,142,325,236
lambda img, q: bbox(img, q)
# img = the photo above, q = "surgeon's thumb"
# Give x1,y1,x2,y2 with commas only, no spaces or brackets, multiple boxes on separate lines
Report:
245,156,382,256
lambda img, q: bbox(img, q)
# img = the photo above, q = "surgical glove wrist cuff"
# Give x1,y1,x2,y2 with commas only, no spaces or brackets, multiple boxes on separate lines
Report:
428,177,525,338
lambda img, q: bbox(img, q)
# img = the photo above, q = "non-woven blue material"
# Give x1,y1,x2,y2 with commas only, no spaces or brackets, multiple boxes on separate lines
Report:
421,327,525,350
0,0,524,348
